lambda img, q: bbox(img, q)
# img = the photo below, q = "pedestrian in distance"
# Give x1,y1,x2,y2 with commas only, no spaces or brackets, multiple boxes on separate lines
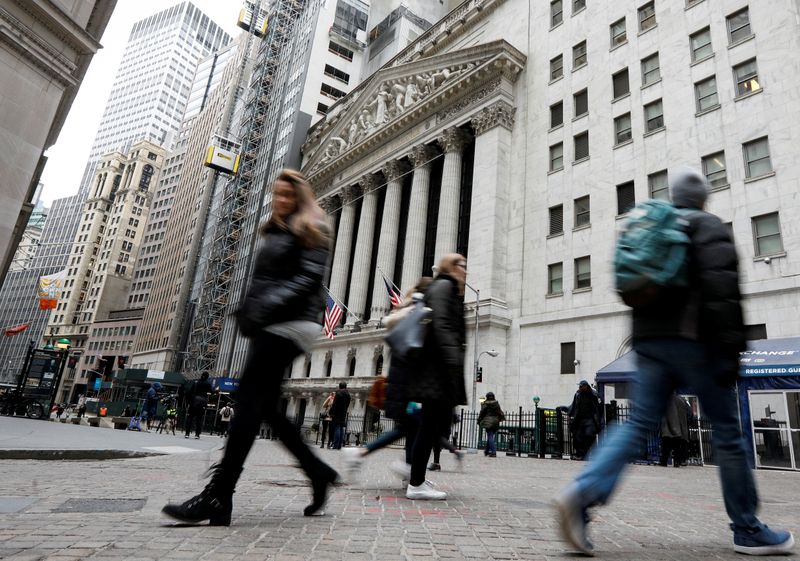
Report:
184,372,212,439
660,393,690,467
329,382,351,449
163,169,338,525
555,168,794,556
406,253,468,500
218,403,234,438
319,392,334,449
77,394,86,418
568,380,602,460
478,392,505,458
343,277,433,481
143,382,161,432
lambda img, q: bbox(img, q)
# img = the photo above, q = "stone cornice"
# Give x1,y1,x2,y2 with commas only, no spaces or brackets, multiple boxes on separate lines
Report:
471,100,516,135
14,0,104,53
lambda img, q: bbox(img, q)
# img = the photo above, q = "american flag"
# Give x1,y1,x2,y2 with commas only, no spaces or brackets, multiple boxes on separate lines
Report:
383,276,403,308
323,295,343,340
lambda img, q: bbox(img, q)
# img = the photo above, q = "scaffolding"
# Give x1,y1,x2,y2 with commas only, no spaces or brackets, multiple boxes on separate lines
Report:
185,0,308,377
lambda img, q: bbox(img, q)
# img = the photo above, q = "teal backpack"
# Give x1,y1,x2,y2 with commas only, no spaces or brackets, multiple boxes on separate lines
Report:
614,199,693,307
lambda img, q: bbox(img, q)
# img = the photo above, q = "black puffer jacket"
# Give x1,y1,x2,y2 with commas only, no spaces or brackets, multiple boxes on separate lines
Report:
632,172,745,358
411,274,467,405
235,223,329,337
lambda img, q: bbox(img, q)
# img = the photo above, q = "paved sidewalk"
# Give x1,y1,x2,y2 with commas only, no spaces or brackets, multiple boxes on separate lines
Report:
0,420,797,560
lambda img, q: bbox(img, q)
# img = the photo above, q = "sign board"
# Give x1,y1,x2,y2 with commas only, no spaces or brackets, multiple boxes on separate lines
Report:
212,377,240,393
146,370,165,380
93,378,101,391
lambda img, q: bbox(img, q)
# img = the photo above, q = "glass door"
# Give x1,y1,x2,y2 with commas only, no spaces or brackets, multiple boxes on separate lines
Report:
748,391,798,470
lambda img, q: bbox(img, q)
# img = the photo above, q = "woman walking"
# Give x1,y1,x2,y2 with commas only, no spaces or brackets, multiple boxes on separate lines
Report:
478,392,505,457
406,254,468,500
162,170,338,525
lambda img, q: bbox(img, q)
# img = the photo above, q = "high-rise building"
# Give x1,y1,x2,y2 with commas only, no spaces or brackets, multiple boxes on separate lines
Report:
290,0,800,423
0,0,115,288
45,141,166,401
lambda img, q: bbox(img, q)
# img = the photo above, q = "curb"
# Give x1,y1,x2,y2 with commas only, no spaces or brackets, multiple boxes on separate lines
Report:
0,449,162,461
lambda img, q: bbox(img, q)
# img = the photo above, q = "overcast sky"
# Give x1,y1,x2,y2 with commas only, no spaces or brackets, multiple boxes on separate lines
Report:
38,0,243,206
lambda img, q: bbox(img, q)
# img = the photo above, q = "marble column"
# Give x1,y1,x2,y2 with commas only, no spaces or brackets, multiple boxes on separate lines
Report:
327,189,358,310
369,160,409,324
401,144,439,290
434,127,472,264
345,174,380,327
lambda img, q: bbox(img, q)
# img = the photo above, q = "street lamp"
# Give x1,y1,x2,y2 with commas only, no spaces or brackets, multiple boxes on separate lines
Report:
473,349,499,408
49,339,71,413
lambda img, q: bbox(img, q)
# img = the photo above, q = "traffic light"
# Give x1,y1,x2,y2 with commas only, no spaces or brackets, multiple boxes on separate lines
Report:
476,367,483,383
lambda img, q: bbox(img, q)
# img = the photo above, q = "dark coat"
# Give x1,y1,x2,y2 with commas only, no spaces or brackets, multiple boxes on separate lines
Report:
661,394,690,439
568,388,602,428
188,379,212,406
632,210,745,359
384,359,413,420
478,399,505,431
235,223,329,337
411,274,467,405
328,388,351,424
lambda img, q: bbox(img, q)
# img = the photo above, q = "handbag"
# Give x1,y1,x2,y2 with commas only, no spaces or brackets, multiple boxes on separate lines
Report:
385,299,431,361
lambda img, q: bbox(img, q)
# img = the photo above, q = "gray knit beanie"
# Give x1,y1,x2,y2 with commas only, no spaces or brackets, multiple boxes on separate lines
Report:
669,168,709,209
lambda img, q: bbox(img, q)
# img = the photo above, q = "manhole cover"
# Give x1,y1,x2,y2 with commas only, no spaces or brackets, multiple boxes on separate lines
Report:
56,498,147,513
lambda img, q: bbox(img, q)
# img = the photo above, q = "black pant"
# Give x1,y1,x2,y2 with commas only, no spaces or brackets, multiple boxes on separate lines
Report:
185,403,205,437
660,436,687,466
409,401,451,486
319,419,330,447
572,418,598,459
219,332,330,487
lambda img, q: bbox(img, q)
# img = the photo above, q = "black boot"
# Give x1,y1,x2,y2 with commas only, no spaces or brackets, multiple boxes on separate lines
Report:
162,464,239,526
304,465,339,517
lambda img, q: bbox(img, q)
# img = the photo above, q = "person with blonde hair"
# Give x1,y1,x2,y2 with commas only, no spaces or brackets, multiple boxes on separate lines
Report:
163,169,338,525
405,253,468,500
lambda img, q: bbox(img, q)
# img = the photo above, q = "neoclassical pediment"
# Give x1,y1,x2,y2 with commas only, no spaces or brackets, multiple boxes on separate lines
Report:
301,39,525,184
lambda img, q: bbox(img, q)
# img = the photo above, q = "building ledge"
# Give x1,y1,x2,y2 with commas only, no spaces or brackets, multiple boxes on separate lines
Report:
728,34,755,50
744,171,775,184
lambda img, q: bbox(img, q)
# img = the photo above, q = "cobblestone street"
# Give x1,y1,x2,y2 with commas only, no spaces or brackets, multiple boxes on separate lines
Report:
0,418,798,561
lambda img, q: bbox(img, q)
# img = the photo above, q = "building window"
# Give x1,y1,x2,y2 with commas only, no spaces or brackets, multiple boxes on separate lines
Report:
328,41,354,61
695,76,719,112
733,59,761,97
550,101,564,128
743,137,772,178
574,132,589,161
641,53,660,86
614,113,632,145
745,324,767,340
751,213,783,257
574,256,591,289
610,17,626,47
550,54,564,81
573,89,588,118
638,1,656,32
690,27,712,62
612,68,629,99
320,82,346,100
316,102,329,115
561,342,576,374
305,360,312,378
617,181,635,215
549,205,564,236
548,263,563,295
573,40,587,68
573,0,586,12
727,7,751,44
551,0,563,27
550,142,564,171
702,151,728,189
644,99,664,132
648,170,669,200
325,359,332,377
574,195,590,227
324,64,350,85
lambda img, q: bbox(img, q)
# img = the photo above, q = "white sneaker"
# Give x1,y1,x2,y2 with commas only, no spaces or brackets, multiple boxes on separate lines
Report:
343,447,364,479
406,480,447,500
390,460,411,480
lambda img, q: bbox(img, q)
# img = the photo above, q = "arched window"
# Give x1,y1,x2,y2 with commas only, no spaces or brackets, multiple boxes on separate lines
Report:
139,164,154,191
325,360,332,377
284,362,293,379
305,358,312,378
348,357,356,377
375,355,384,377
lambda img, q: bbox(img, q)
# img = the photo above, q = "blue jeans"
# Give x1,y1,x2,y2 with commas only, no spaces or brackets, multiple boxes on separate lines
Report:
486,430,497,455
574,338,761,530
332,423,346,449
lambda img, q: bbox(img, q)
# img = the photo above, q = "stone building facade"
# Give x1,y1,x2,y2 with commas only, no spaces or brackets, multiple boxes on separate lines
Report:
288,0,800,419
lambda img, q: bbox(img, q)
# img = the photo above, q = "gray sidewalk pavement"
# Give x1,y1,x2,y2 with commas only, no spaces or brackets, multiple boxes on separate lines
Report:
0,418,798,561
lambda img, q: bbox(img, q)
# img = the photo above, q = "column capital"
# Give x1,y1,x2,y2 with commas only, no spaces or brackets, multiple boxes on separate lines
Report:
407,144,440,168
318,195,340,213
340,184,361,204
359,174,380,193
437,127,472,154
471,100,516,135
382,160,410,182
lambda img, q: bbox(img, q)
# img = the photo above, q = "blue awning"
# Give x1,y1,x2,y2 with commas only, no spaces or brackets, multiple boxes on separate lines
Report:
596,337,800,384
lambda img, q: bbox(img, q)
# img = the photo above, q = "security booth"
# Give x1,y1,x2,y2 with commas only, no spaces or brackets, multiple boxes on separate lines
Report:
96,368,186,417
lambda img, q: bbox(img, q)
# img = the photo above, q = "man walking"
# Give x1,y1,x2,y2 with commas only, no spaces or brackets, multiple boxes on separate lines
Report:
329,382,350,449
555,169,794,556
568,381,602,460
218,403,234,437
660,393,690,467
184,372,212,439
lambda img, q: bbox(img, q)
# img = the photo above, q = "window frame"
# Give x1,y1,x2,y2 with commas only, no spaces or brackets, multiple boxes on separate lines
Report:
612,68,630,99
733,58,761,97
694,75,719,112
648,170,669,200
743,137,773,178
727,7,752,44
573,0,586,13
574,195,590,227
551,0,563,27
550,100,564,128
549,204,564,236
574,131,589,161
616,181,635,215
548,262,564,295
610,17,627,47
573,89,588,118
751,212,784,257
550,54,564,81
690,27,713,62
641,52,661,86
638,1,656,32
550,142,564,172
702,151,728,190
561,342,576,374
574,256,591,289
644,99,664,133
614,112,632,145
573,40,588,68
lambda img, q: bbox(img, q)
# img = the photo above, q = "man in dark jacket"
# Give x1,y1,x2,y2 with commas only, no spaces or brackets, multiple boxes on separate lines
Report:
329,382,350,449
568,381,602,460
478,392,505,457
660,393,690,467
555,169,794,556
184,372,212,439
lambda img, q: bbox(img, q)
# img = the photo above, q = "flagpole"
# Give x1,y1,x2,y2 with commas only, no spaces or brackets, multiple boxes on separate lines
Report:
376,266,402,294
322,285,361,322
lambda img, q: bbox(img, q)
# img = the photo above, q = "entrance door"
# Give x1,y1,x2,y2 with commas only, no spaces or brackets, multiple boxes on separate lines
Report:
748,390,799,470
